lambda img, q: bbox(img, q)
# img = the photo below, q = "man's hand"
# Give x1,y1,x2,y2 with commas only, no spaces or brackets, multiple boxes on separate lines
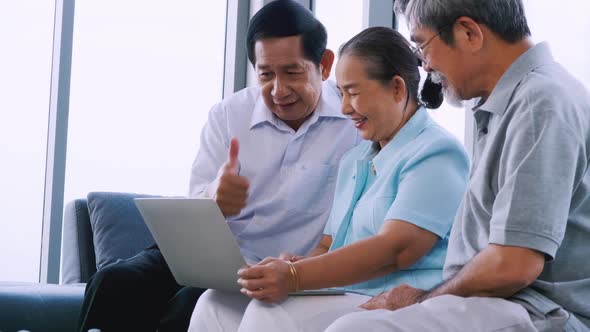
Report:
360,284,426,311
215,138,249,216
237,257,293,303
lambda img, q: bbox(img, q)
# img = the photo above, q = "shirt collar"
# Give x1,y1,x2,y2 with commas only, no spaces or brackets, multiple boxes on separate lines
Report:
476,42,554,115
360,106,432,174
249,80,346,129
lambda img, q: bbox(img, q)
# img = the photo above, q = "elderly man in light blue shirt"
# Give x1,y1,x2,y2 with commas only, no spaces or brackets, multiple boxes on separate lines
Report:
76,1,358,331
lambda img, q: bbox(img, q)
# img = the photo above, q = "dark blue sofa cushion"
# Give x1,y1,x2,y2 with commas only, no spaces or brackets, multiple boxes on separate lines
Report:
87,192,157,270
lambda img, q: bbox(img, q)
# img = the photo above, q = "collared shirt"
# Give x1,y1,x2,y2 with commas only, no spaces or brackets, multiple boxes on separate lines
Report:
324,107,469,296
444,42,590,329
189,80,360,263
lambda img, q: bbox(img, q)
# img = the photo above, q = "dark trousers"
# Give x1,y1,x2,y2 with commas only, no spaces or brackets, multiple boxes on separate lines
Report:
77,245,206,332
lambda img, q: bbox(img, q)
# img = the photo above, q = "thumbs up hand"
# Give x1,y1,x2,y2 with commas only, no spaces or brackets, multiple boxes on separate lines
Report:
215,138,250,217
224,137,241,174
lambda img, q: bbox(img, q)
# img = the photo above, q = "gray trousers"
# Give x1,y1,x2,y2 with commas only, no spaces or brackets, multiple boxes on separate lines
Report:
325,295,573,332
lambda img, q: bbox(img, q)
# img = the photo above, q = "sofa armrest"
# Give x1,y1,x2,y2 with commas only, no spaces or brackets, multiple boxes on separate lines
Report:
0,282,85,332
61,198,96,284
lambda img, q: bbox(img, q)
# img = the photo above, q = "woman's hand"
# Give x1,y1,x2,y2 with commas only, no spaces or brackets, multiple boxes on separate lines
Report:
237,257,293,303
278,252,305,262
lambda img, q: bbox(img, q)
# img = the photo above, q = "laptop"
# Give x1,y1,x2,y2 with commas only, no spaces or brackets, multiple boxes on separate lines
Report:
134,197,345,295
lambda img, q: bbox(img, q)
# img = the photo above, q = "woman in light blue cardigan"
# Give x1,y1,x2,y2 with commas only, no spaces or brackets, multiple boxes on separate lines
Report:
189,27,470,332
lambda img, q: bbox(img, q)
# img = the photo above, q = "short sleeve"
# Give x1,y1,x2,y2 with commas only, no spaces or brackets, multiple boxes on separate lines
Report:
488,107,582,259
386,138,469,238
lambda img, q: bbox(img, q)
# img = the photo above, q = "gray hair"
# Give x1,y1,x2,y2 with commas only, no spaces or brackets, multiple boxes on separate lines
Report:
394,0,531,45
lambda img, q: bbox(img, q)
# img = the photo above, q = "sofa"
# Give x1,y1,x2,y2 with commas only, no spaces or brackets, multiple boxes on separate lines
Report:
0,192,158,332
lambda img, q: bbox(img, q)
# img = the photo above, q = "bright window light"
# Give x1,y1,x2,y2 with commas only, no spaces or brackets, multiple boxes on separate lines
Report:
64,0,227,205
0,1,55,282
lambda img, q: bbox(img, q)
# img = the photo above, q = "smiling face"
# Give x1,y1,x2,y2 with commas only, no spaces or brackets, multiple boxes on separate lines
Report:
254,35,328,131
336,54,407,148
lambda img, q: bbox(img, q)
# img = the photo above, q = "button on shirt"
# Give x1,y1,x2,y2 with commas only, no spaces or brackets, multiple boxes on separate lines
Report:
324,107,470,296
189,80,360,263
444,43,590,329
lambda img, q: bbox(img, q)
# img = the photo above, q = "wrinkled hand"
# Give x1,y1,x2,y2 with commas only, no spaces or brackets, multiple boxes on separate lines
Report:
237,257,292,303
360,284,426,311
215,138,250,217
278,252,305,262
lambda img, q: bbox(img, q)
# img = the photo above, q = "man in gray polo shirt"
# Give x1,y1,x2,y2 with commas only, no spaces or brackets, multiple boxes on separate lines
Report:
325,1,590,331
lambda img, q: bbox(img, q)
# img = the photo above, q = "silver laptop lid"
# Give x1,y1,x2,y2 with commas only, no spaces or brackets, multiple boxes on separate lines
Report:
134,197,246,292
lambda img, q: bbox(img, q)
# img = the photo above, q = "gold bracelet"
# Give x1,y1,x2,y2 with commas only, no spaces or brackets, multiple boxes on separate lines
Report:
285,261,300,292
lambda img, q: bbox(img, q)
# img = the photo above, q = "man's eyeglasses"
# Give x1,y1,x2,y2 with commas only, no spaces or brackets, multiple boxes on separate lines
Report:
410,21,456,65
410,30,443,64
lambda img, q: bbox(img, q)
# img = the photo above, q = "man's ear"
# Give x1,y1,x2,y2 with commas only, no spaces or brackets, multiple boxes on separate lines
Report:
319,49,335,80
454,16,484,52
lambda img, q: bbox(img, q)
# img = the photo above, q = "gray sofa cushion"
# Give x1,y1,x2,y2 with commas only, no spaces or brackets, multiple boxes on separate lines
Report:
87,192,157,270
61,198,96,284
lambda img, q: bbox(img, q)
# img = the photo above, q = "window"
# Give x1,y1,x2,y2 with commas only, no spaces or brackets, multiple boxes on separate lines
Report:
64,1,228,203
524,0,590,89
0,2,56,282
314,0,364,82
